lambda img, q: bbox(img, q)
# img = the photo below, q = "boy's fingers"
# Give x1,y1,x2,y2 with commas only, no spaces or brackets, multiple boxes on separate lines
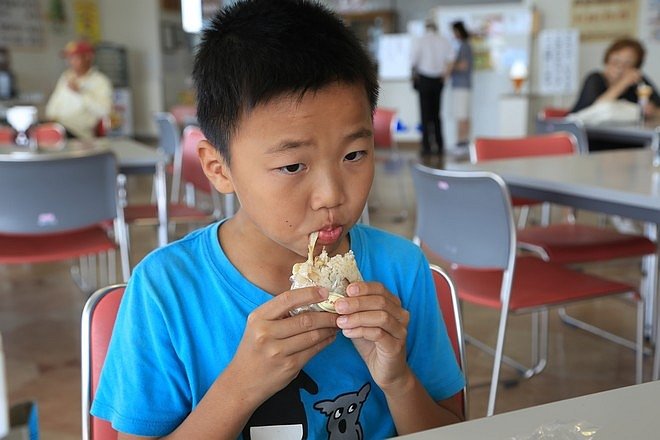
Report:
258,286,329,320
346,282,402,307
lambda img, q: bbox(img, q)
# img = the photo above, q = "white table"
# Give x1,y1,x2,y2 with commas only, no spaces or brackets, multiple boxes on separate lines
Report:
447,149,660,379
393,381,660,439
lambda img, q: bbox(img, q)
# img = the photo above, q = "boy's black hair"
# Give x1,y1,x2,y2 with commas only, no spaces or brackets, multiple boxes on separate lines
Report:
193,0,379,162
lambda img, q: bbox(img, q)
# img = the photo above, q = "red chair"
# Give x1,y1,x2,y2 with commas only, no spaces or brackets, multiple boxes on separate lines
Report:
121,126,229,256
0,124,16,144
29,122,66,149
474,133,656,353
412,164,644,417
539,107,570,119
81,284,124,440
430,265,468,420
471,132,576,227
95,117,110,137
169,104,197,127
371,107,407,221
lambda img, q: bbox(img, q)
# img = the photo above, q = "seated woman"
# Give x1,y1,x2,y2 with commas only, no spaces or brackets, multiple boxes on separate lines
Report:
571,38,660,118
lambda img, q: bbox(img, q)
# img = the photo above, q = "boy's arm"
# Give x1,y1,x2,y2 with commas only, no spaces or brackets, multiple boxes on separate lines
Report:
117,286,338,440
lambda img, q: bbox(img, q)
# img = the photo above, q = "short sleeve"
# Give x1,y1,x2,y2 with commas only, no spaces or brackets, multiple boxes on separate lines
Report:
91,265,192,437
571,72,607,113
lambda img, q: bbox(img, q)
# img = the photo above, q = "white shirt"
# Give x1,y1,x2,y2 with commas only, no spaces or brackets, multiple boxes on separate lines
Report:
45,67,112,139
411,30,454,78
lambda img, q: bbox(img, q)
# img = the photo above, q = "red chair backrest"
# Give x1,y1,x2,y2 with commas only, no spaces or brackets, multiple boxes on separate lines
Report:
0,125,16,144
430,265,467,419
30,122,65,149
83,285,124,440
181,125,212,193
95,117,109,137
170,105,197,126
473,132,577,162
373,107,396,149
540,107,570,119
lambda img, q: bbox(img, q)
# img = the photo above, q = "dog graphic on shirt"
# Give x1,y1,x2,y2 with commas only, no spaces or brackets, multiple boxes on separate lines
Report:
313,383,371,440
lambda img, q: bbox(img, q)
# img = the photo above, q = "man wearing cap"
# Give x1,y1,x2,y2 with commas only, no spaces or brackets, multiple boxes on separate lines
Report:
45,40,112,139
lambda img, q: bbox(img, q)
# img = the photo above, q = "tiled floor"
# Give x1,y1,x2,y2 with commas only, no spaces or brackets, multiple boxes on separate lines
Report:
1,147,653,438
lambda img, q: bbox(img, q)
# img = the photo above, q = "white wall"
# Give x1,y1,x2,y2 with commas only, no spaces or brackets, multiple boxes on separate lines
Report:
99,0,162,137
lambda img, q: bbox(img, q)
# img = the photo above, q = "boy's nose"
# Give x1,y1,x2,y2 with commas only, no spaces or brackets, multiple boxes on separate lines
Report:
310,169,345,211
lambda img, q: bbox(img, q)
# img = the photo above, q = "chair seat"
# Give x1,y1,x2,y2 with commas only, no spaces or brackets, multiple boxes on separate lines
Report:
0,226,116,264
518,223,656,264
450,255,638,312
123,203,214,225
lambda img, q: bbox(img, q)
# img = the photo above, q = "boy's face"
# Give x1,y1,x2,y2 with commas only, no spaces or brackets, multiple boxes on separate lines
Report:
205,82,374,259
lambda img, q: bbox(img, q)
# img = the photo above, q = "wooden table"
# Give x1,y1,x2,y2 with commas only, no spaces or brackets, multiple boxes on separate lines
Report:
448,149,660,379
393,381,660,439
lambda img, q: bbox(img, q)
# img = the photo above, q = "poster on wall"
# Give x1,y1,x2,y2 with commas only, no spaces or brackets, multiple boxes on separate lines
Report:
73,0,101,43
0,0,45,48
649,0,660,41
538,29,579,96
571,0,639,41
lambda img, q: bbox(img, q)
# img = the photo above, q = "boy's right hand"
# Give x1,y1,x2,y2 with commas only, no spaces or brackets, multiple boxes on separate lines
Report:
226,286,338,406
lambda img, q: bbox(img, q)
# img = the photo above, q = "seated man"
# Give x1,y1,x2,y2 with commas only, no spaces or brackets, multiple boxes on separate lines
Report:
45,40,112,139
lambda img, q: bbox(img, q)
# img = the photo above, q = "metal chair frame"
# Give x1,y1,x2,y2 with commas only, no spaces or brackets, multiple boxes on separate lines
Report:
81,284,125,440
411,164,644,416
429,264,469,420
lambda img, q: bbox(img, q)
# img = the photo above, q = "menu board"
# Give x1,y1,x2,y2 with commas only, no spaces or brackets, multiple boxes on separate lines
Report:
0,0,45,48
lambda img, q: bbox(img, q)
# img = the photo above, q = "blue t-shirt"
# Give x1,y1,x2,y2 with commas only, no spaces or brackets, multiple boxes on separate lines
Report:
91,222,465,439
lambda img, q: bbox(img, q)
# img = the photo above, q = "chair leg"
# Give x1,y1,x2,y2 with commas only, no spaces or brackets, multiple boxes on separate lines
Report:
635,300,644,383
558,306,652,357
517,206,530,229
529,310,548,377
540,202,551,227
487,305,510,416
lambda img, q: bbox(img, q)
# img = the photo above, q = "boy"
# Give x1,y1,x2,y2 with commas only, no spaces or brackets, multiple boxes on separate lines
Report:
91,1,465,439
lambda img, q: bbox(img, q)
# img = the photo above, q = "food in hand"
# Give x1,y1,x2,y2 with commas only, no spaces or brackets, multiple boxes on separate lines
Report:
289,231,362,315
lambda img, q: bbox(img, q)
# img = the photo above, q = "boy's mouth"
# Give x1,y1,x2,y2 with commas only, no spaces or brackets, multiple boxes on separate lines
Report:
316,226,343,245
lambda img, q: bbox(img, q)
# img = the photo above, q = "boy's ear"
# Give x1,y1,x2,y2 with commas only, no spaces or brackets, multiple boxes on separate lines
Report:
198,140,235,194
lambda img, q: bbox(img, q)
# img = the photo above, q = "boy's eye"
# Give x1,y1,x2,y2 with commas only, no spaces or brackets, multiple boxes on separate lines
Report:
345,151,366,162
278,163,306,175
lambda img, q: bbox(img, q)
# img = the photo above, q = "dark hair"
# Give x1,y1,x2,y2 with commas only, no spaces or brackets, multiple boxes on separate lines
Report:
603,38,645,68
193,0,379,162
451,21,469,40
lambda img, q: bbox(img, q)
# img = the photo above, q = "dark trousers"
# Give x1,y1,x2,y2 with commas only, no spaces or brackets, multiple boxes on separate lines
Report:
417,74,444,155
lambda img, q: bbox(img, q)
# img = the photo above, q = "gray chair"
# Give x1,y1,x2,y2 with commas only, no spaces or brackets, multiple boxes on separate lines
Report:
0,149,130,290
411,164,644,417
535,117,589,154
154,112,183,203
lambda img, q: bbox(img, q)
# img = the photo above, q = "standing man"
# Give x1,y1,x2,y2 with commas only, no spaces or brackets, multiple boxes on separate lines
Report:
46,40,112,139
411,20,453,158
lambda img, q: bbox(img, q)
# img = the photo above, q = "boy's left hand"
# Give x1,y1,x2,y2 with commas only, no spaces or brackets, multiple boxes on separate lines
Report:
334,282,411,390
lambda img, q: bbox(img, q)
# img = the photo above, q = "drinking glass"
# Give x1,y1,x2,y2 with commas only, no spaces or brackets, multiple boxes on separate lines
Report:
6,106,37,149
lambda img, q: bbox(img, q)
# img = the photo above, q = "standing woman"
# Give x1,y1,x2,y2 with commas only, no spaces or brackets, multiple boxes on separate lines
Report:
450,21,473,150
